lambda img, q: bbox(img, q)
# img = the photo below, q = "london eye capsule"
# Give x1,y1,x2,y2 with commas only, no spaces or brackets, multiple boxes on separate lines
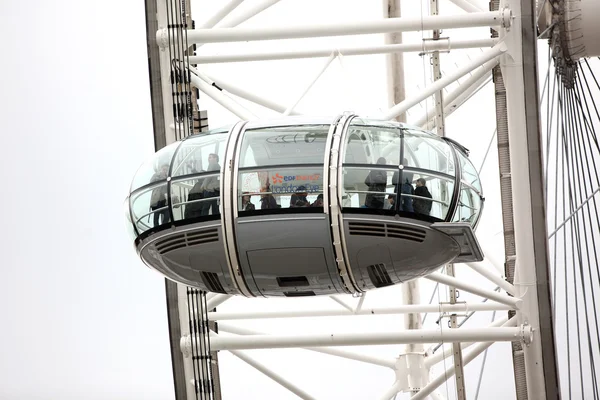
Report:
126,115,485,297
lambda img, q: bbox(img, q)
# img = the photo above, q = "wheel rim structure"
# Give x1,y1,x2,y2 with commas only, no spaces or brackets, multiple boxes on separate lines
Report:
138,0,600,398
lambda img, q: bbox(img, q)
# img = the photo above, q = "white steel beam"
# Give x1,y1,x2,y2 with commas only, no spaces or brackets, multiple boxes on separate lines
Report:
218,323,397,369
189,73,256,120
412,317,518,400
499,0,560,397
199,0,245,29
380,42,507,120
201,72,300,115
413,60,496,128
448,0,484,13
424,315,512,367
188,38,498,64
170,12,508,45
208,327,529,351
205,294,232,310
231,350,316,400
465,262,516,295
284,53,336,115
208,302,513,321
425,271,521,308
217,0,283,28
378,380,402,400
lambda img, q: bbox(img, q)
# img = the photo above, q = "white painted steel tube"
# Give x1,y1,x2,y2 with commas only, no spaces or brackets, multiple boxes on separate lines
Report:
466,262,516,295
412,317,517,400
205,294,232,310
201,73,300,115
189,39,498,64
217,0,283,28
284,53,336,115
231,350,316,400
329,295,354,312
208,302,512,321
182,12,506,44
448,0,484,13
425,271,521,308
412,59,497,127
424,315,512,367
378,380,402,400
199,0,245,29
209,327,526,351
380,42,507,120
189,74,256,120
217,323,397,368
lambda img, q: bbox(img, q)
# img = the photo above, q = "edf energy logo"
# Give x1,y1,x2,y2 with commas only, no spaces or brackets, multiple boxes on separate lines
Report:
272,173,284,184
270,173,321,194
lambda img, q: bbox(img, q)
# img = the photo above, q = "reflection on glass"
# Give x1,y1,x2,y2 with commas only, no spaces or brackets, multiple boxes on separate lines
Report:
123,196,138,241
171,133,227,178
130,183,170,233
404,129,455,176
453,184,482,226
457,152,481,192
238,167,324,211
131,142,180,191
239,125,329,168
344,122,400,165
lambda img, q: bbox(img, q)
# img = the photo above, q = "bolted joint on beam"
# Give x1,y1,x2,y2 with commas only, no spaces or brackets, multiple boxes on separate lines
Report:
520,323,533,346
156,28,170,49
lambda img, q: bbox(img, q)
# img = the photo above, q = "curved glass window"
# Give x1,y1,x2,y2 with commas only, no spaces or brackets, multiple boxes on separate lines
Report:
457,151,481,192
171,131,227,178
341,119,456,220
239,125,329,167
237,125,328,213
453,184,482,225
130,182,170,234
130,142,180,192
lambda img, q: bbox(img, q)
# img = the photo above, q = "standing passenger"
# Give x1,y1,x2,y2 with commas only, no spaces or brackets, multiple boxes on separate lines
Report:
200,153,221,216
260,182,278,209
241,192,255,211
150,164,170,226
364,157,388,209
413,178,433,215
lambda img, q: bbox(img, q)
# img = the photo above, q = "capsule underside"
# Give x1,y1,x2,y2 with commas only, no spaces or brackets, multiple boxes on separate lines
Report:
128,115,484,297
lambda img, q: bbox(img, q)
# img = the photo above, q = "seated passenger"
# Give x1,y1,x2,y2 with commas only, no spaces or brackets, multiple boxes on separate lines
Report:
260,182,278,209
311,194,324,207
364,157,387,209
241,192,255,211
413,178,433,216
290,186,310,207
200,153,221,216
184,176,205,219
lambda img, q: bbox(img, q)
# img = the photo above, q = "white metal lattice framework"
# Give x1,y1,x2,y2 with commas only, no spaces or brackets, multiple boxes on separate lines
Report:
142,0,600,398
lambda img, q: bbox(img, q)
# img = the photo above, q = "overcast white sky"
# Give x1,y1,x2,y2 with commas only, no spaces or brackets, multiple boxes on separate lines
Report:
0,0,532,399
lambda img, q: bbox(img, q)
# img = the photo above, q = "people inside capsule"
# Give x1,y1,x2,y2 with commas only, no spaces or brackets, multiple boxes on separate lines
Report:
364,157,388,209
290,186,310,208
311,193,324,207
413,178,433,216
184,175,205,219
392,158,414,212
150,164,170,226
260,182,278,209
241,192,255,211
200,153,220,216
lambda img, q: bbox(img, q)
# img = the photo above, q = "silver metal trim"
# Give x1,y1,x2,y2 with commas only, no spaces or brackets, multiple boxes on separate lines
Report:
322,115,343,213
237,216,326,224
328,114,361,293
221,121,254,297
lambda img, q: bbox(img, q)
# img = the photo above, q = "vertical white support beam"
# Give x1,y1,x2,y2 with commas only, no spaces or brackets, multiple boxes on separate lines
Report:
384,0,406,122
499,0,559,397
